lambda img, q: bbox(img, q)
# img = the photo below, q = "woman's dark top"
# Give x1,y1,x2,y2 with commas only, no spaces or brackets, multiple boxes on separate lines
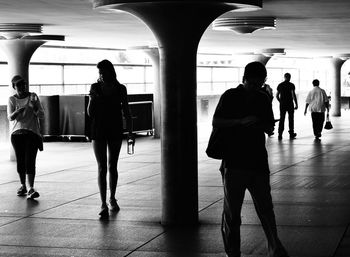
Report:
88,82,126,140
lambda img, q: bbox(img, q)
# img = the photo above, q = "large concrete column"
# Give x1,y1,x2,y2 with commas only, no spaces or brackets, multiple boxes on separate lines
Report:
328,58,346,116
0,40,46,95
93,0,262,225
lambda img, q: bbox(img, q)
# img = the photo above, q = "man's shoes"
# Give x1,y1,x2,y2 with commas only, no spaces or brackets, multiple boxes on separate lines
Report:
17,185,27,196
27,189,40,199
109,198,120,212
289,133,297,139
315,136,321,141
278,135,282,140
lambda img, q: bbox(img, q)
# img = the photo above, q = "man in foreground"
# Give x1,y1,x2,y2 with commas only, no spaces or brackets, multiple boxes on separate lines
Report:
212,62,289,257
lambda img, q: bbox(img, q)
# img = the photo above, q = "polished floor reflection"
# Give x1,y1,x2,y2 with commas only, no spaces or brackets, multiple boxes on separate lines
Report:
0,112,350,256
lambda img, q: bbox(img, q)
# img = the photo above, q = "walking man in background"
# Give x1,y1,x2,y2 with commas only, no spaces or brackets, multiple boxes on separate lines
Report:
304,79,329,141
276,73,298,140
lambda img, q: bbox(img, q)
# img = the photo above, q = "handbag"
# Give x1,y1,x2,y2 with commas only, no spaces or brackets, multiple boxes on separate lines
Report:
206,127,227,159
36,134,44,151
324,113,333,130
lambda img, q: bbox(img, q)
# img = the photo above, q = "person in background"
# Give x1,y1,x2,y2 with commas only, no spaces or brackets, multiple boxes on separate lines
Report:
276,73,298,140
87,59,133,218
212,62,289,257
7,75,44,199
304,79,329,141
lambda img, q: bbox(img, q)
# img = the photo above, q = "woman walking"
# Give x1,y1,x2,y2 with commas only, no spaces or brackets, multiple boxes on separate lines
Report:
87,59,133,218
7,75,44,199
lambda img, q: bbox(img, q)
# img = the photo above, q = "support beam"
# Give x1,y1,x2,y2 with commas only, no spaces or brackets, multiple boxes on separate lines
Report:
93,0,262,226
0,40,45,95
328,58,346,117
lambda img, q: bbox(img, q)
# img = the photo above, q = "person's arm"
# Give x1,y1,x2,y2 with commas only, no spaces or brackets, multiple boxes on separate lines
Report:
87,95,95,117
32,93,44,119
267,85,273,100
292,89,298,110
7,97,25,121
276,90,280,102
212,116,259,128
304,103,309,115
121,85,133,135
87,84,99,117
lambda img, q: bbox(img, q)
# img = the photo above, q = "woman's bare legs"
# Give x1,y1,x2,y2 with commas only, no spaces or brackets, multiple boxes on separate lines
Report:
108,139,122,201
92,140,108,209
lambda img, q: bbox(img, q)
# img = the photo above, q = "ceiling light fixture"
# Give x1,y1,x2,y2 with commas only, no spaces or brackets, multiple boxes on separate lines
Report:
212,16,276,34
0,23,64,41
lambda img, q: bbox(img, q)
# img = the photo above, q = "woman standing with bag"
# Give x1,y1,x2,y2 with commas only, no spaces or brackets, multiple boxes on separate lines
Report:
87,59,133,218
7,75,44,199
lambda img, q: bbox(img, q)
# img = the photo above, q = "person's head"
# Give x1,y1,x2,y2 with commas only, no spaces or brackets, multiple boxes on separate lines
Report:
242,61,267,91
284,73,291,81
97,59,117,83
11,75,27,95
312,79,320,87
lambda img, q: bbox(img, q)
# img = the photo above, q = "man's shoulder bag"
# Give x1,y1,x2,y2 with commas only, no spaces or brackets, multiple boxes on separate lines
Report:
206,127,227,160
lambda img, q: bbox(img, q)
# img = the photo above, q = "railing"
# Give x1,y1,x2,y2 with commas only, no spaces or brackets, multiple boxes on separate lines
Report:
0,82,155,105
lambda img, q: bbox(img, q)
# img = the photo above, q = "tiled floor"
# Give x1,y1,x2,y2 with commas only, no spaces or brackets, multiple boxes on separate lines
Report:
1,112,350,256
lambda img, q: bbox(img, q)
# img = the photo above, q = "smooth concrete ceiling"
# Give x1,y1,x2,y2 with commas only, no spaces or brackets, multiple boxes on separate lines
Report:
0,0,349,57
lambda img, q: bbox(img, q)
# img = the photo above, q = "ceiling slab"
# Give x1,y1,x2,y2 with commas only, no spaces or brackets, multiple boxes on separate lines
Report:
0,0,348,57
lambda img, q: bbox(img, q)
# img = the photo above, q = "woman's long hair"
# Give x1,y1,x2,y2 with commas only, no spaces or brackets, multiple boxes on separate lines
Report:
97,59,118,83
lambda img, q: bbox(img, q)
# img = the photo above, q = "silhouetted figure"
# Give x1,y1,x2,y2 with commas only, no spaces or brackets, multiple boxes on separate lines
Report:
276,73,298,140
87,59,133,218
304,79,329,141
212,62,289,257
7,75,44,199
